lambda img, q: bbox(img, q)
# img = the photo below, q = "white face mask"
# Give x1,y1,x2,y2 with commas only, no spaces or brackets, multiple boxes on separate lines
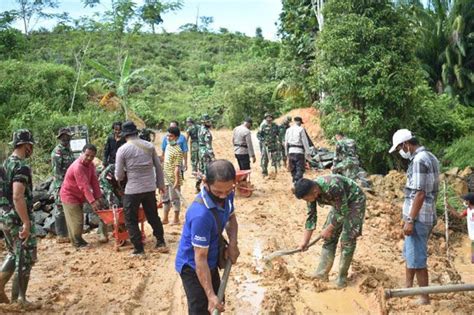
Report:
399,148,411,159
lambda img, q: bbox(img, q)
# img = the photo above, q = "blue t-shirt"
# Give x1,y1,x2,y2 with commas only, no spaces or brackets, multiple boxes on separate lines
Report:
175,188,235,273
162,134,188,153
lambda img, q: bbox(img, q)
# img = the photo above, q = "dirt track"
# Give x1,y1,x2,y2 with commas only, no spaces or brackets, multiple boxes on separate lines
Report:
1,113,473,314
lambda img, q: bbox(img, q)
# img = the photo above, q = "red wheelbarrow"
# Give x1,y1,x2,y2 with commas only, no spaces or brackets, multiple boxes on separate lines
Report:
96,202,162,251
235,170,254,197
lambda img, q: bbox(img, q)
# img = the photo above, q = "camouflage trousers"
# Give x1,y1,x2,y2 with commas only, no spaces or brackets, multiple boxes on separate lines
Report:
260,146,280,175
190,142,200,173
280,144,287,162
198,150,214,175
52,187,68,237
0,209,37,273
322,198,366,256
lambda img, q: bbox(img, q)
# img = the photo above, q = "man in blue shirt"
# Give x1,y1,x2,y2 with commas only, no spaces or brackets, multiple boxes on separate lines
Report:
175,159,240,314
161,121,188,171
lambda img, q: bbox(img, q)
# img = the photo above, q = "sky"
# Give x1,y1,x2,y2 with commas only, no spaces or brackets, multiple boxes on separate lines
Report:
0,0,283,40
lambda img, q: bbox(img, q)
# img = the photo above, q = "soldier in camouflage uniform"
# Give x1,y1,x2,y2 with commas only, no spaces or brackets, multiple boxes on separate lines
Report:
51,127,75,243
294,175,366,288
332,133,361,181
185,117,200,173
278,116,292,167
98,164,125,242
0,129,37,304
257,113,281,176
197,114,215,191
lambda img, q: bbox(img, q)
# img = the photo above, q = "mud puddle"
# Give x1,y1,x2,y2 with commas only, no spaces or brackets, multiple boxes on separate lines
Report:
294,288,370,314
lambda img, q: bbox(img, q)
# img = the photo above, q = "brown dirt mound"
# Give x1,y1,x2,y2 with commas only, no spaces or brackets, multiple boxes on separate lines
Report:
275,107,330,148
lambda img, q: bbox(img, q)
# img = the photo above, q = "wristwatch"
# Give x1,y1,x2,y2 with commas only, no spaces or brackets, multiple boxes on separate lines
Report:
406,217,415,224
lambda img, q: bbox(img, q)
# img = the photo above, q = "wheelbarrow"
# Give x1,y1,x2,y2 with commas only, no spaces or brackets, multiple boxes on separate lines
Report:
235,170,253,197
95,202,162,251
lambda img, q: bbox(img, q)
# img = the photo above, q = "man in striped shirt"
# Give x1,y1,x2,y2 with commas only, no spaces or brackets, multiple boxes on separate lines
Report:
389,129,440,305
163,127,184,225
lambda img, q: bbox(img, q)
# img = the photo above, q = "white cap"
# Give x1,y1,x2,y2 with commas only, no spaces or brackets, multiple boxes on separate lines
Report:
389,129,413,153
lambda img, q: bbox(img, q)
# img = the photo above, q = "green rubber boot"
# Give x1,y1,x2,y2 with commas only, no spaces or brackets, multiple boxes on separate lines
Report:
312,247,336,281
335,250,355,288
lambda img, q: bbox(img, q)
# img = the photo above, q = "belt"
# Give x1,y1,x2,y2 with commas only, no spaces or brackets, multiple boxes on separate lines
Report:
288,144,304,149
233,143,248,148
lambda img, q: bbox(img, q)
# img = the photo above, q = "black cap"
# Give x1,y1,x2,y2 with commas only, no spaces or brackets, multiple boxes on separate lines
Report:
294,116,303,124
244,117,253,124
120,121,138,137
462,192,474,204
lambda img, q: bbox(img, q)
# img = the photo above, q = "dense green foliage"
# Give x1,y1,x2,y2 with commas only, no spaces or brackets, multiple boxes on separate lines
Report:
401,0,474,105
277,0,319,104
0,27,281,177
443,134,474,169
279,0,473,174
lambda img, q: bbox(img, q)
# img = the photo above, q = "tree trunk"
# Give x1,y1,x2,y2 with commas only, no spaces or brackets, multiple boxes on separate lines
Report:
70,38,91,112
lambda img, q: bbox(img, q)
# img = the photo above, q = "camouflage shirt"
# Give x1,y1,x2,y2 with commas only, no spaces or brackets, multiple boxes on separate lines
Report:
0,155,33,212
198,125,214,155
51,143,75,190
278,123,290,144
186,124,200,143
257,121,280,152
305,174,365,231
333,138,359,165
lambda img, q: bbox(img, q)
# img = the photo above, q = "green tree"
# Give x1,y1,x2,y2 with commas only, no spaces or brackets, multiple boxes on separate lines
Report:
314,0,428,173
85,54,146,120
11,0,59,36
401,0,474,104
139,0,183,34
277,0,320,104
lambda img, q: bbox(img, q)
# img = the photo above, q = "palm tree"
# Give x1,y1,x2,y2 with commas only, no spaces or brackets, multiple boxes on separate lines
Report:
404,0,474,104
84,54,146,120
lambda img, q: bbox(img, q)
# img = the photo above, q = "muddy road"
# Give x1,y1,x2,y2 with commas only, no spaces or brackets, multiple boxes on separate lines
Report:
1,117,473,314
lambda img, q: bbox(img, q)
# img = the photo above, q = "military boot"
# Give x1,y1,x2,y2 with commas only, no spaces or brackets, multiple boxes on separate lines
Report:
335,250,355,288
312,247,336,281
0,255,15,304
12,270,40,309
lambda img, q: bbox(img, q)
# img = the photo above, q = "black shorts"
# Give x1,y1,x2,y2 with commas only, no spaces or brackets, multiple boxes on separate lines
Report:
180,265,221,315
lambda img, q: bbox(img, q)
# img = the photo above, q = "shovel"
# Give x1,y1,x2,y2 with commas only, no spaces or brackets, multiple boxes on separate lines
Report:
263,235,322,263
212,258,232,315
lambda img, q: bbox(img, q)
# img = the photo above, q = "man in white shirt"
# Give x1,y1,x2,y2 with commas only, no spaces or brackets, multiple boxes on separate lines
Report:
284,117,311,184
232,118,256,170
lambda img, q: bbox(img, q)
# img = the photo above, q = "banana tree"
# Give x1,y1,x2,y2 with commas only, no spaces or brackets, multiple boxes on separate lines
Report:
84,54,146,120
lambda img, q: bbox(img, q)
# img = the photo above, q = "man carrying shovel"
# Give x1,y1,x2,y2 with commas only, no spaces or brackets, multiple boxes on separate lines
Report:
294,175,366,288
175,159,240,314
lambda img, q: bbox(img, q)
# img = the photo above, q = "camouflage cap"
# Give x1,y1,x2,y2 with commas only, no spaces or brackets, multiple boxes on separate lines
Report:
56,127,74,139
285,116,292,123
201,114,212,122
10,129,35,147
264,112,273,119
186,117,194,123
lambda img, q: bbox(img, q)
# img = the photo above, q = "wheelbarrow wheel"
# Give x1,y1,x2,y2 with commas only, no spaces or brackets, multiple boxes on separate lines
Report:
237,181,253,197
